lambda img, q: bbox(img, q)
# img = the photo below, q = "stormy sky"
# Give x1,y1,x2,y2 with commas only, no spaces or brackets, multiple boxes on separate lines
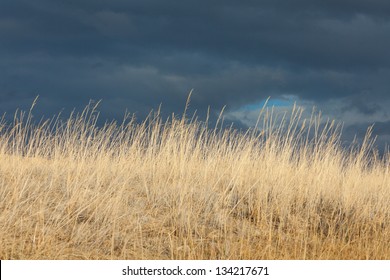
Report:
1,1,390,151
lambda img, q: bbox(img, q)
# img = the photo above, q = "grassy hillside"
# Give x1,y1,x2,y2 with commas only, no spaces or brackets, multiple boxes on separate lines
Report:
0,99,389,259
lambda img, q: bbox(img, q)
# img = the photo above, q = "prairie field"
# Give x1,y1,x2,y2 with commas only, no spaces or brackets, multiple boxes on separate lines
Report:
0,99,389,259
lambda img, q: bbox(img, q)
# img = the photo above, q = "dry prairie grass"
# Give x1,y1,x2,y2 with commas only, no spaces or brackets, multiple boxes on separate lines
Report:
0,98,389,259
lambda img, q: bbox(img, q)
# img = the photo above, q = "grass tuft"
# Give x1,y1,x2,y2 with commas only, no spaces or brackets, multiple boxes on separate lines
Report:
0,100,389,259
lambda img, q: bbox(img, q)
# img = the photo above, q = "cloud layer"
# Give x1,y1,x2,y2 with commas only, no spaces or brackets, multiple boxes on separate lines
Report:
1,1,389,150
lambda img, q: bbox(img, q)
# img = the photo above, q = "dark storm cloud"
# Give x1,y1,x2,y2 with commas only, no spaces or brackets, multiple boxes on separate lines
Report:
1,0,389,148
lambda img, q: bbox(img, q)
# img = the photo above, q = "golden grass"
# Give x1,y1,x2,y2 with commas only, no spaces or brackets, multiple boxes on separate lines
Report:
0,98,389,259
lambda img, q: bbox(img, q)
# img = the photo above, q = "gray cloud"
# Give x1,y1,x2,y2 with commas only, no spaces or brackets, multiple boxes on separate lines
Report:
0,0,389,150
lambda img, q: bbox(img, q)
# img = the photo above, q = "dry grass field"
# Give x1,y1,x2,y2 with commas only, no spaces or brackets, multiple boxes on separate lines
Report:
0,98,389,259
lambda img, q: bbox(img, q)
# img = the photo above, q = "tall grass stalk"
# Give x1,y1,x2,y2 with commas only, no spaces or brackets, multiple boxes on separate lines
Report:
0,100,389,259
